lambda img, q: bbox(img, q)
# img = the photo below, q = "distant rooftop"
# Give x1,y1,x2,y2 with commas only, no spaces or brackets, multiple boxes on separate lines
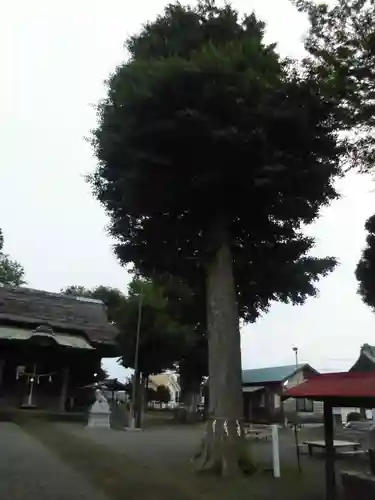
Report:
242,364,314,385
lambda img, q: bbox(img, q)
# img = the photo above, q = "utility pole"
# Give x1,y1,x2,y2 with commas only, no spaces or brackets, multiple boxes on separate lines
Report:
128,281,144,430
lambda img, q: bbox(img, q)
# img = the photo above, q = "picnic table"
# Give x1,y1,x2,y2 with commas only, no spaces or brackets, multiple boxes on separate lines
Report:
303,440,361,456
243,425,271,441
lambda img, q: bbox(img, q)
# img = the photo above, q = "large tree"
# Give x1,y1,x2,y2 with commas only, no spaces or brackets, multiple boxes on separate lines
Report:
293,0,375,169
356,215,375,309
0,229,26,286
89,1,342,474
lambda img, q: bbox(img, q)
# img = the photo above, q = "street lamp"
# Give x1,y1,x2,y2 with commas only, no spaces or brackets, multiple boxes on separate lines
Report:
292,346,301,473
292,347,299,368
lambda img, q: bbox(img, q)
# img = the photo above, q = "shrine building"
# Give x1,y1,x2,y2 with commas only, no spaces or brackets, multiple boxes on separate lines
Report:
0,286,118,411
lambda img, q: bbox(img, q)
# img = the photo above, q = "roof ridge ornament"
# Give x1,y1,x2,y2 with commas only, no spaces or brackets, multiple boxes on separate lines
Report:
34,324,54,335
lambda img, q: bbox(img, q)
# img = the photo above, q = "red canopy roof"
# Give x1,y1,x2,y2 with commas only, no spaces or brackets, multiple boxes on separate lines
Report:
285,371,375,400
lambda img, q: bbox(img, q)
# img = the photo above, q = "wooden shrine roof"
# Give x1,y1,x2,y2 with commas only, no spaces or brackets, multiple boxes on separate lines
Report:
0,287,118,347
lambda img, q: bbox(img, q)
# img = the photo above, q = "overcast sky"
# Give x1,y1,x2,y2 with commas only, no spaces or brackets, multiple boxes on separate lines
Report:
1,0,374,380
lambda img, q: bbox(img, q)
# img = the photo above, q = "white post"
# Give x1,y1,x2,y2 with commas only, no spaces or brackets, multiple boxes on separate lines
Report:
272,424,280,478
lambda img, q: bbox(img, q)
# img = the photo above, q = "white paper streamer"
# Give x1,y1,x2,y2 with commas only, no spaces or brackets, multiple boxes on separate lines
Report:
223,420,229,436
236,420,241,436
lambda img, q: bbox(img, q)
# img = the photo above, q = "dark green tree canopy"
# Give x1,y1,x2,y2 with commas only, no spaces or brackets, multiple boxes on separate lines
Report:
146,386,157,402
62,279,193,377
90,1,340,321
155,384,171,404
63,285,124,323
294,0,375,169
356,214,375,310
117,278,193,376
0,229,26,287
151,273,208,390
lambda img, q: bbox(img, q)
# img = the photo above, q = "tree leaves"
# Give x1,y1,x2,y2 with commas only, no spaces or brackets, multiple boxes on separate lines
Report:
297,0,375,315
0,229,26,287
356,214,375,310
293,0,375,170
155,384,171,404
62,279,194,377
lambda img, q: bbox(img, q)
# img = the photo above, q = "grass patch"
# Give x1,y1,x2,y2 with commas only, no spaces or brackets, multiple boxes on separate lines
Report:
16,417,323,500
0,408,87,423
0,409,14,422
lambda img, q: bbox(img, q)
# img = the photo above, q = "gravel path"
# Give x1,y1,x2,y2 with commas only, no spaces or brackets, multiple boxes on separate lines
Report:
58,422,304,470
58,423,203,467
0,422,109,500
58,421,370,475
55,423,329,499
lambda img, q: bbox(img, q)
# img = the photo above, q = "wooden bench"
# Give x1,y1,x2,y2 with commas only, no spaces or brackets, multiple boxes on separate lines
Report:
303,440,361,456
244,426,271,441
337,449,366,457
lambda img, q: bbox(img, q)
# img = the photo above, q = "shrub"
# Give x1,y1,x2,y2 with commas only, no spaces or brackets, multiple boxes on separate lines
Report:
347,412,362,422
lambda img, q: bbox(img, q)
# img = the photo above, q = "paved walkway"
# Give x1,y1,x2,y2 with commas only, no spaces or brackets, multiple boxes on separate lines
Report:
0,422,109,500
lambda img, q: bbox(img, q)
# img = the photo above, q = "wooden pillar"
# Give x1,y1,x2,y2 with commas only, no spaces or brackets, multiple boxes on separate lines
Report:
324,400,336,500
0,359,5,386
59,366,69,412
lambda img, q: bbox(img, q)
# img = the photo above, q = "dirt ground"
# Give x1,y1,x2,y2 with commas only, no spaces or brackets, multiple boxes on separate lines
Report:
14,413,372,500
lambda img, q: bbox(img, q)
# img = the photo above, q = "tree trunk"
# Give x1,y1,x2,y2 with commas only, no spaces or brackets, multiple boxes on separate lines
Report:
194,216,253,476
143,376,149,413
179,370,201,412
185,391,200,413
180,390,201,423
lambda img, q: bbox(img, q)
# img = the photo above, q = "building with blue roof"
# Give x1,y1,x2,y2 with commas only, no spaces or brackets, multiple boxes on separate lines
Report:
242,363,319,423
